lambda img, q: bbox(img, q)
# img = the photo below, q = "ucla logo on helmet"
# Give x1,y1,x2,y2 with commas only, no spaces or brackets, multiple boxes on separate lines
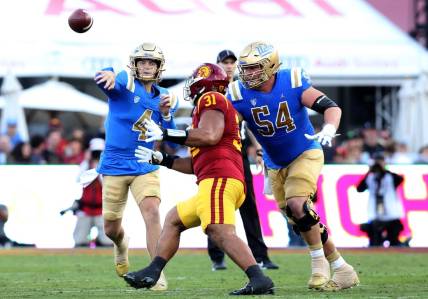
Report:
196,65,212,78
256,44,274,57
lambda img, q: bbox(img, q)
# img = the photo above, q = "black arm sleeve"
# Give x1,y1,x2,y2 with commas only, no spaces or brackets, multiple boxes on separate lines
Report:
356,175,368,192
311,95,338,114
391,172,404,188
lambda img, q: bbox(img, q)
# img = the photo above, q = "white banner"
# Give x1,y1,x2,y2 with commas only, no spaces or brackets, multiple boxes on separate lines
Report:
0,164,427,248
0,0,426,81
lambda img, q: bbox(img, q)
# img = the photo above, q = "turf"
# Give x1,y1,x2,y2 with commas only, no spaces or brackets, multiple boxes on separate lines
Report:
0,248,427,298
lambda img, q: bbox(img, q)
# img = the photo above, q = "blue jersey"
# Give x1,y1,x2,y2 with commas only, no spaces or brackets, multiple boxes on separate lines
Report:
96,68,179,175
227,68,321,169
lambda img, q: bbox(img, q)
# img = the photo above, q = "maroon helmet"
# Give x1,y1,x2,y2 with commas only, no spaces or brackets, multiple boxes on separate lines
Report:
184,63,229,105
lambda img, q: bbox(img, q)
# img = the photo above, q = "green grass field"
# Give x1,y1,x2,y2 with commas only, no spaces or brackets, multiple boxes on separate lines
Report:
0,248,427,298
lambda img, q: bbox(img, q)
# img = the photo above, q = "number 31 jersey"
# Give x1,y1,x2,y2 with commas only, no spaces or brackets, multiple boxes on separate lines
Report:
191,91,244,184
227,68,321,169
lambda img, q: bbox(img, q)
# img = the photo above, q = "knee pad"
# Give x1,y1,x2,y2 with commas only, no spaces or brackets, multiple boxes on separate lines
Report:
289,200,320,232
320,223,329,244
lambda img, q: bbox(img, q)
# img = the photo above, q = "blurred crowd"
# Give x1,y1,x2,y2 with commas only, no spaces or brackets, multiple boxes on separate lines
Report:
1,118,428,166
0,118,105,165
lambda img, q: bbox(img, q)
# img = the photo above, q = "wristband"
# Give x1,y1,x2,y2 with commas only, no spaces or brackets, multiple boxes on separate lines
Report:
162,128,189,145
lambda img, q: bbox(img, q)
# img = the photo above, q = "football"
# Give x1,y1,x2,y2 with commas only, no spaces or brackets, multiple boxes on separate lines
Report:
68,9,93,33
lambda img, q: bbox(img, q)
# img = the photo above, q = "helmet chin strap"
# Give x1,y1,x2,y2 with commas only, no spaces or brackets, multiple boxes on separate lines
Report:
192,86,206,105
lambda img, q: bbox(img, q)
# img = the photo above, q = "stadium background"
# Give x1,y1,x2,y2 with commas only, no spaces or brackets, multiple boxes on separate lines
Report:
0,0,427,248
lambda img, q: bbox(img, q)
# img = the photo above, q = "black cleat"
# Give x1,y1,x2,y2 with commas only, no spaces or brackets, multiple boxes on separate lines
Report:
212,260,227,271
258,259,279,270
123,268,160,289
230,276,274,295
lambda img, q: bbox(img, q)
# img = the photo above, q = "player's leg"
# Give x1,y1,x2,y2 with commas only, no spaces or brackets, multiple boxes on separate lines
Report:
130,170,167,290
271,149,330,289
130,171,162,258
94,215,113,246
73,214,91,247
102,175,131,277
200,178,274,295
124,196,200,289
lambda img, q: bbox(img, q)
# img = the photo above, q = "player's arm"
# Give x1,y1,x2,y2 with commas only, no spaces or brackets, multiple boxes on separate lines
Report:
184,110,224,147
135,146,193,174
302,86,342,146
301,87,341,130
94,68,126,97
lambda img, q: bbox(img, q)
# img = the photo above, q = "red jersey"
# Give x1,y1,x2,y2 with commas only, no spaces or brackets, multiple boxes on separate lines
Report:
190,91,244,184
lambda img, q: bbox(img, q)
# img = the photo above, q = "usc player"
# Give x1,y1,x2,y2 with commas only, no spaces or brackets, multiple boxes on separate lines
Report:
124,63,274,295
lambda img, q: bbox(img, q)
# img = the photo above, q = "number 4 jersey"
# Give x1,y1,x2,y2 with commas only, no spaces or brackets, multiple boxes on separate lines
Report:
191,91,244,184
96,68,179,175
227,68,321,169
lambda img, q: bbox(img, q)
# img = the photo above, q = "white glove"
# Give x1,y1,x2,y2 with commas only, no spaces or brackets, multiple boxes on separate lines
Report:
135,146,164,164
143,119,164,143
304,124,339,147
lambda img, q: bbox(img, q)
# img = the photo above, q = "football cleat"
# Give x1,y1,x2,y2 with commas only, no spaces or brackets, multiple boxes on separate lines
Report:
114,235,130,277
257,259,279,270
212,260,227,271
150,271,168,291
321,264,359,291
230,276,274,295
123,267,160,289
308,256,330,289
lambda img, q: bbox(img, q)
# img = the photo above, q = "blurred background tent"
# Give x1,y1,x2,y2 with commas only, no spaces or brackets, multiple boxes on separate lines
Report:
0,79,107,135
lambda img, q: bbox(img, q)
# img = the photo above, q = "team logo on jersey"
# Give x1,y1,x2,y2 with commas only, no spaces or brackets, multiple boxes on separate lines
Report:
133,96,140,103
302,70,312,84
250,98,257,106
196,65,212,78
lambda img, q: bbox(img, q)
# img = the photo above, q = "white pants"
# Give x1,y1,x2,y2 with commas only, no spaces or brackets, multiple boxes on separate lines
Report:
73,213,112,246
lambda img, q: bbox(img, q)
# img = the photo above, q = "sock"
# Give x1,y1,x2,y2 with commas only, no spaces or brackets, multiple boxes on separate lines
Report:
245,264,264,280
149,256,167,273
310,248,324,258
331,256,346,270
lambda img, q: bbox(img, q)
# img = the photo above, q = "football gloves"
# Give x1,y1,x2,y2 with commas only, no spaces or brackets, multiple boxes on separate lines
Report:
143,119,164,143
304,124,339,147
135,146,164,165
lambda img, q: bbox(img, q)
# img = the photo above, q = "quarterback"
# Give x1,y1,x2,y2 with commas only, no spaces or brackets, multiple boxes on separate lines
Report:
94,42,178,290
123,63,274,295
227,41,359,291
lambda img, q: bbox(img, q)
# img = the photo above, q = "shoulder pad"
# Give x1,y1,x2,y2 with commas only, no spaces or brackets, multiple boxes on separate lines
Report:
125,68,135,92
228,81,243,102
290,67,303,88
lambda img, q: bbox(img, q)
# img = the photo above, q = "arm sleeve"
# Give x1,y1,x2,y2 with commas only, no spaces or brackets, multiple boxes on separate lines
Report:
391,172,404,188
356,175,368,192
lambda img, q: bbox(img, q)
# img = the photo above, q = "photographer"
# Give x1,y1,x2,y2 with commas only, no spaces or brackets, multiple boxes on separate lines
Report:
61,138,112,247
356,153,405,247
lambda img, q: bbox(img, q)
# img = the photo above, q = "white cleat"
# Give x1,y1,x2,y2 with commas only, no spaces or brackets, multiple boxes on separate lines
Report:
150,271,168,291
322,264,359,291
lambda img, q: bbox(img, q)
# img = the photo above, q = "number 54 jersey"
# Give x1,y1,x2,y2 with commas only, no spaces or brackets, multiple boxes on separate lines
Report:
191,91,244,184
227,68,321,169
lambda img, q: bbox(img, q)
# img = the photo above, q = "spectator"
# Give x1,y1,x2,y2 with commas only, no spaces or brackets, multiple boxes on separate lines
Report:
356,153,406,247
4,120,23,150
73,138,112,247
29,135,47,164
9,142,32,164
0,204,35,248
0,135,12,164
415,145,428,163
